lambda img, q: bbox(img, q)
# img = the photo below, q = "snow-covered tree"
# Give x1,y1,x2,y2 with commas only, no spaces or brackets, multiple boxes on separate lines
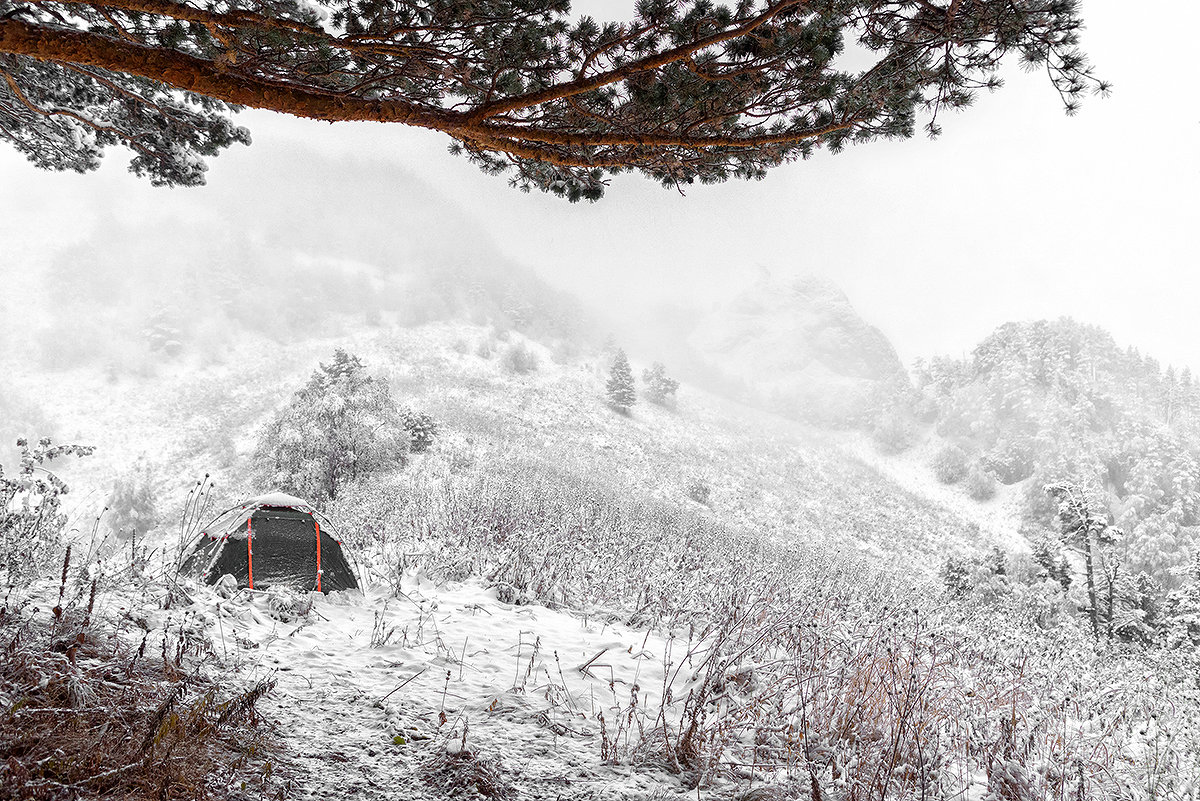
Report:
641,362,679,408
1164,556,1200,649
1031,536,1072,591
1046,481,1123,642
606,349,636,414
254,350,414,504
402,409,439,454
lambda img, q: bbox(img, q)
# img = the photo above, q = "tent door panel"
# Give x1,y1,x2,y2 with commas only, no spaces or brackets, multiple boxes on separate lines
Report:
248,510,319,590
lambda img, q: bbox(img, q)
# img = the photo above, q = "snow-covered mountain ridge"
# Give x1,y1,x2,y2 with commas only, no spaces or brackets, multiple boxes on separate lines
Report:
689,273,905,425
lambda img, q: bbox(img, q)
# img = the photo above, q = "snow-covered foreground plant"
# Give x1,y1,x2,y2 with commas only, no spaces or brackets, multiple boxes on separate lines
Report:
0,437,93,580
0,445,277,800
0,547,277,799
328,452,1200,799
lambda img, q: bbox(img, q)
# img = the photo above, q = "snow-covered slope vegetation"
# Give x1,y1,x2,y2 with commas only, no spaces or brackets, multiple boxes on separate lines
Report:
4,250,1200,799
912,319,1200,617
4,320,991,571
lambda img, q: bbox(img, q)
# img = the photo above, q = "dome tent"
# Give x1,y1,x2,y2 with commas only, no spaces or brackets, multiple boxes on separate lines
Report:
180,493,359,593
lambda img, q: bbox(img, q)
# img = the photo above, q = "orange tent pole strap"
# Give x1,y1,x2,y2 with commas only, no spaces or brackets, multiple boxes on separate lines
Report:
247,517,254,589
314,519,323,592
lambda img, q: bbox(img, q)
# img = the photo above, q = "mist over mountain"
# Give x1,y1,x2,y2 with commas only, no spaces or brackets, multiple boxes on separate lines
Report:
1,155,596,382
688,273,907,424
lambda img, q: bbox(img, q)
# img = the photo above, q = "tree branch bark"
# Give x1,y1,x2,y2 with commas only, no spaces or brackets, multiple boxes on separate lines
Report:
1,17,857,151
0,17,451,124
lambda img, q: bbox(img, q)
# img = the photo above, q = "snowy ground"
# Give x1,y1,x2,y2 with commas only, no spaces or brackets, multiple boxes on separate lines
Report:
202,577,707,800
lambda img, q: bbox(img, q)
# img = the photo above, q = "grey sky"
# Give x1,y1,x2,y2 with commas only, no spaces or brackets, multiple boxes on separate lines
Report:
1,0,1196,368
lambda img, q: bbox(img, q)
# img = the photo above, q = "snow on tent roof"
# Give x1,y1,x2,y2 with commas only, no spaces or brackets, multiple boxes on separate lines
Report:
186,492,316,547
248,492,312,509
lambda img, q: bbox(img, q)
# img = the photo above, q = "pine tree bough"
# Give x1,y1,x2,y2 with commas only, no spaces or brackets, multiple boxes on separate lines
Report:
0,0,1104,199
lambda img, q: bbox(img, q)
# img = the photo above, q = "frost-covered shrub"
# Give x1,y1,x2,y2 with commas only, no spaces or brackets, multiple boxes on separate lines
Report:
143,308,185,358
0,437,93,579
501,341,538,375
931,444,970,484
941,557,971,596
686,479,711,506
965,465,998,501
0,554,275,797
106,461,159,540
253,350,411,504
871,410,918,454
981,438,1035,485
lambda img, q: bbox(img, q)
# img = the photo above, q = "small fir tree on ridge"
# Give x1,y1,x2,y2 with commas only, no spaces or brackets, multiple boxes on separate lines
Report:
606,350,636,415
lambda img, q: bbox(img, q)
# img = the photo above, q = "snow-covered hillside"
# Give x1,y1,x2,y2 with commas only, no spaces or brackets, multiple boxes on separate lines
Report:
5,319,1200,800
2,320,1009,571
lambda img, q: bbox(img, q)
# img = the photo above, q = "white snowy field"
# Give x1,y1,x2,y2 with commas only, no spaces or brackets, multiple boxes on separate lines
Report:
209,576,686,800
4,320,1199,800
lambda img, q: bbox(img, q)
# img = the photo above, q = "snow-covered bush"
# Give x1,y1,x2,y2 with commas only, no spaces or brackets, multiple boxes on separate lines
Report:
685,479,711,506
964,465,998,500
941,556,971,596
931,444,970,484
501,341,538,374
871,409,918,454
981,437,1036,485
0,551,276,798
105,460,160,541
0,437,93,580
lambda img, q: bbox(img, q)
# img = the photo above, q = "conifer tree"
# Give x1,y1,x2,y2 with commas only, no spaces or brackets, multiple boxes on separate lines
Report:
1046,481,1123,642
401,409,438,453
606,349,636,414
0,0,1105,199
1164,556,1200,649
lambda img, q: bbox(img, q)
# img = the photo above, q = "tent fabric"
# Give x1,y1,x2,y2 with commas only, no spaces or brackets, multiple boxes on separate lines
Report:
181,496,359,593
